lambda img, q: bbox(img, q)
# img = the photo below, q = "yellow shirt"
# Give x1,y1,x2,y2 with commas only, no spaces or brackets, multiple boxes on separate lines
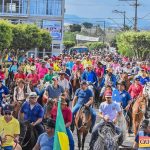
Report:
0,116,20,147
82,60,92,68
53,63,61,71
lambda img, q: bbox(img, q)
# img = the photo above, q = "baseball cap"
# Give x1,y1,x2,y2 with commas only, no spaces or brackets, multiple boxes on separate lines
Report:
3,105,13,112
104,91,112,97
45,119,56,128
29,92,38,97
52,76,59,81
80,80,87,85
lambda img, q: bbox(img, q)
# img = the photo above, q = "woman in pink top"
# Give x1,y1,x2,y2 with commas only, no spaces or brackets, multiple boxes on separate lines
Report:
128,77,143,99
95,62,104,79
72,59,84,72
0,65,5,84
38,61,48,79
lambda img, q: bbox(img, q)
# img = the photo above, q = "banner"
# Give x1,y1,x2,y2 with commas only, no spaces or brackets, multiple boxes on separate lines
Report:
76,34,99,42
43,20,62,41
139,136,150,148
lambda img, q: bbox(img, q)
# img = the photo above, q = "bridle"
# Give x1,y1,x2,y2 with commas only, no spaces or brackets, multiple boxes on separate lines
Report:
19,124,32,148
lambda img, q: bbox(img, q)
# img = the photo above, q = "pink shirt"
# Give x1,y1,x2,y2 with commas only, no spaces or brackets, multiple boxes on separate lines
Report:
38,67,48,79
128,83,143,99
0,71,5,80
95,67,104,78
72,64,84,72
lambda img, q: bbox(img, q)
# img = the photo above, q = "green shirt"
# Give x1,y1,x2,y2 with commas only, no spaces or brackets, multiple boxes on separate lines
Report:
44,73,56,83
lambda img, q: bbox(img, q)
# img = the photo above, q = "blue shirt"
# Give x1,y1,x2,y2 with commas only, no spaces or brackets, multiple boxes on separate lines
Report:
66,61,74,70
75,88,93,105
82,71,98,85
37,133,54,150
21,102,44,123
8,65,18,73
112,89,131,108
138,76,150,85
0,85,9,103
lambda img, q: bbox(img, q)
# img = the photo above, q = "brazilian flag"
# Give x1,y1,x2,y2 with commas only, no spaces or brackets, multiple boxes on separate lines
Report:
53,100,69,150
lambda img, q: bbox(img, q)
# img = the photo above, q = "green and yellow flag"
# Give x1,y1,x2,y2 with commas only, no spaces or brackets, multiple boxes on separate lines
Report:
54,100,69,150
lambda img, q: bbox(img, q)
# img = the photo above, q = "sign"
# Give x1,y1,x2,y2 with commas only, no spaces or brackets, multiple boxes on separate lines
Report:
139,136,150,148
43,20,62,41
76,34,99,42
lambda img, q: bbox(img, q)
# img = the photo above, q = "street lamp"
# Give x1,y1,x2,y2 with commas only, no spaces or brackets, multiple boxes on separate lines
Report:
113,10,126,30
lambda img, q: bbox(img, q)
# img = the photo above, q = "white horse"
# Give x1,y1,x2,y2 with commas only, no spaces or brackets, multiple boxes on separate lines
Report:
143,82,150,111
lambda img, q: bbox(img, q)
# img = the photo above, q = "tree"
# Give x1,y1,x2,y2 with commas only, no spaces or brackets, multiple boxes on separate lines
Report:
82,22,93,29
116,31,150,60
69,24,81,32
39,29,52,49
85,42,107,50
0,20,13,51
63,32,76,42
25,24,42,49
11,24,28,50
63,41,75,50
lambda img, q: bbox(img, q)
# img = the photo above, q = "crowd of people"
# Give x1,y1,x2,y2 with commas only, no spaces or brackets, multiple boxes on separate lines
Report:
0,51,149,150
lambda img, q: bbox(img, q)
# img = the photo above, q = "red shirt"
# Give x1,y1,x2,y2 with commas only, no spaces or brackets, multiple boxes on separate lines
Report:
0,71,5,80
14,73,26,80
95,67,104,78
27,73,39,85
128,83,143,99
50,106,72,124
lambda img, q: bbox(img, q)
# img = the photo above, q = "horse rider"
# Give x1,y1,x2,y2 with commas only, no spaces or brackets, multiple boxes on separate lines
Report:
43,76,64,101
81,65,98,87
19,92,44,136
14,67,26,83
8,60,18,75
137,69,150,86
50,97,74,150
128,76,143,100
26,67,41,95
72,59,84,73
13,79,27,107
33,118,56,150
89,91,123,150
72,80,96,132
99,68,117,96
37,61,48,80
43,67,56,84
95,61,104,82
133,119,150,150
0,78,9,115
112,81,133,134
0,105,20,150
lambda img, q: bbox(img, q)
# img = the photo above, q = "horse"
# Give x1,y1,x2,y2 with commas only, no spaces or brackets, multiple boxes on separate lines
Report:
19,121,38,150
93,123,121,150
132,95,147,135
70,71,81,96
74,105,92,150
143,82,150,114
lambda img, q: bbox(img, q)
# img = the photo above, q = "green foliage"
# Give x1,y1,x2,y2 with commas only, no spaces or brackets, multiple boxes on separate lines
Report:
116,31,150,60
25,24,42,49
11,24,28,50
82,22,93,29
39,29,52,49
69,24,81,32
63,32,76,42
0,20,52,52
84,42,107,50
63,41,75,50
0,20,13,50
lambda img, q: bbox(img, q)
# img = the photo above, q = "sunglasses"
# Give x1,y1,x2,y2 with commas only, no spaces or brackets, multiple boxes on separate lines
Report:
4,112,11,115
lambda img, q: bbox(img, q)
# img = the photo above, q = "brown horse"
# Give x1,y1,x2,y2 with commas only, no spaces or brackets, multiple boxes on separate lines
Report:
132,95,147,135
71,71,81,95
75,105,92,150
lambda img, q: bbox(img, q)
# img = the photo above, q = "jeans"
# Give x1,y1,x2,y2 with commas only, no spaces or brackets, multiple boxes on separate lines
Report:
35,124,44,136
123,109,132,130
66,128,74,150
72,103,96,128
89,120,123,150
2,146,13,150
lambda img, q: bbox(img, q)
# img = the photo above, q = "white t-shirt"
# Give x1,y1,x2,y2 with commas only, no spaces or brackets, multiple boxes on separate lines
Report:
99,101,121,121
58,78,69,90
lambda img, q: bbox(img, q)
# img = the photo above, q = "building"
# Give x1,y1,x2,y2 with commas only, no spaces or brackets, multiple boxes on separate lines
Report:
0,0,65,56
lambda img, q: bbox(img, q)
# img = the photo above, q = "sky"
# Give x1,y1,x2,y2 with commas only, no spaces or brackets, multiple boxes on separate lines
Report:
65,0,150,27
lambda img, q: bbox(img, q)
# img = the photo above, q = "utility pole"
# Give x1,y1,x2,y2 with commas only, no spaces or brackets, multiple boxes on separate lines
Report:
113,10,126,30
119,0,141,31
